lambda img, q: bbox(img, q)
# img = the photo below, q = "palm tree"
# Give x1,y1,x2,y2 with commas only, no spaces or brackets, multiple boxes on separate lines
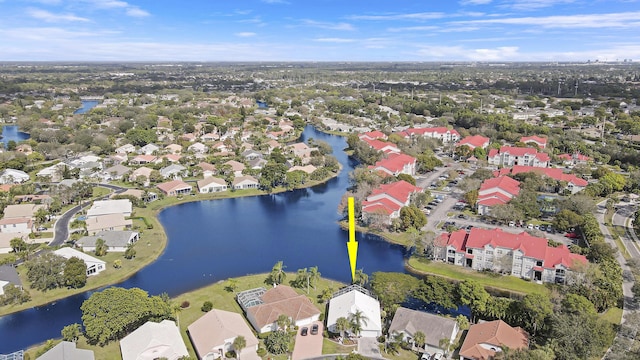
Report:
309,266,321,290
349,309,369,337
335,317,350,340
232,336,246,360
270,261,286,285
413,331,426,352
354,269,368,286
276,314,290,331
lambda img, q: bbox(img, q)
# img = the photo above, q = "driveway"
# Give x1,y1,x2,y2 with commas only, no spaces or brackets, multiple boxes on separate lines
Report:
292,322,324,360
356,337,384,359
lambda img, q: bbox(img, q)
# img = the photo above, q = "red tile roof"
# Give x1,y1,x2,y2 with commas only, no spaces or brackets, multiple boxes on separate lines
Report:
459,320,529,360
358,131,387,140
520,135,547,147
369,153,416,174
362,180,422,215
457,135,490,149
361,138,399,153
501,166,588,187
479,176,521,196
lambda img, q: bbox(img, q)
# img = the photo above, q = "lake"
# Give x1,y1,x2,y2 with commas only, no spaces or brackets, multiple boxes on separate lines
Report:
73,100,99,115
0,126,409,353
0,125,30,147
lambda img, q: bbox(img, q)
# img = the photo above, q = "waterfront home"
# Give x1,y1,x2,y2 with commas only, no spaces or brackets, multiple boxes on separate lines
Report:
361,180,422,224
232,176,259,190
436,228,588,284
160,164,188,179
389,307,459,356
157,180,192,196
197,162,217,178
520,135,547,148
85,214,133,234
76,230,139,252
0,264,22,295
53,248,106,276
224,160,246,177
188,308,260,360
130,167,154,186
197,177,228,193
120,320,189,360
36,341,94,360
138,143,160,155
237,285,320,334
86,199,132,218
327,285,382,338
458,320,528,360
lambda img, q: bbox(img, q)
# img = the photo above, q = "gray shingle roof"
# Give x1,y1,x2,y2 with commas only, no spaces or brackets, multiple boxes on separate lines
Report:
0,265,21,287
76,231,138,248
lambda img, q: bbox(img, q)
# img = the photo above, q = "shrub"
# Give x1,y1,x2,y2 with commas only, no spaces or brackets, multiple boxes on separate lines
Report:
201,301,213,312
180,301,190,309
257,348,267,357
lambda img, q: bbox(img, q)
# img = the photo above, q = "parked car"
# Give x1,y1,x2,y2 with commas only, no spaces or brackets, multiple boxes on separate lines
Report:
37,226,47,231
420,353,431,360
311,324,319,335
301,327,308,336
565,232,579,238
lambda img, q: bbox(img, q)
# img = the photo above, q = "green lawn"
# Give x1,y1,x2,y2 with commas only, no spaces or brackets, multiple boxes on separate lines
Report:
600,307,623,325
25,273,347,360
406,257,550,296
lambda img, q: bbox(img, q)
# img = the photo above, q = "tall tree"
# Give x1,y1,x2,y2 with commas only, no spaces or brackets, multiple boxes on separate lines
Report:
61,323,82,343
309,266,321,290
25,252,66,291
268,261,287,286
336,317,350,339
349,309,369,336
63,257,87,289
457,280,490,321
233,336,246,360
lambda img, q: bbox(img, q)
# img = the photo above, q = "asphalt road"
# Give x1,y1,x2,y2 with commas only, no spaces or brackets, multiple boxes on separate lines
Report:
49,183,127,247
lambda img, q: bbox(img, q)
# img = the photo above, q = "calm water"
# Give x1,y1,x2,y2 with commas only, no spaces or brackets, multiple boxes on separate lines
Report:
73,100,99,114
0,126,408,353
0,125,30,147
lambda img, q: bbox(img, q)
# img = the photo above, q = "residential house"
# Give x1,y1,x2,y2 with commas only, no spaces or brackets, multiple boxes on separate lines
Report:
53,247,106,276
111,188,157,203
224,160,246,177
101,164,131,181
248,158,267,170
86,199,132,218
165,143,183,154
457,135,490,150
197,177,228,193
3,204,46,219
120,320,189,360
76,230,139,252
361,180,422,224
289,142,318,162
458,320,528,360
130,167,154,186
36,163,67,182
436,228,588,284
288,165,317,175
188,308,260,360
160,164,188,180
0,233,29,254
389,307,459,356
106,153,128,166
115,143,135,154
156,154,183,164
369,153,417,176
0,217,32,234
197,162,217,178
36,341,94,360
0,264,22,296
85,214,132,235
237,285,321,334
157,180,192,196
399,127,461,143
519,135,547,149
327,285,382,338
130,155,157,165
138,143,160,155
242,149,263,161
0,169,30,184
487,146,550,168
232,176,259,190
188,142,208,154
201,132,219,142
476,176,521,216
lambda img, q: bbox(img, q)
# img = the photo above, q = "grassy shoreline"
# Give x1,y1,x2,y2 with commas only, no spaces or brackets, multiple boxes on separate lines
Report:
0,169,340,318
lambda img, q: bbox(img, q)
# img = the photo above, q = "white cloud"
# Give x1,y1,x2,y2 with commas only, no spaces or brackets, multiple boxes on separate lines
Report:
126,7,150,17
301,19,354,31
27,8,90,23
455,11,640,29
504,0,576,11
416,45,520,61
349,12,445,21
387,25,439,32
314,38,356,43
235,32,257,37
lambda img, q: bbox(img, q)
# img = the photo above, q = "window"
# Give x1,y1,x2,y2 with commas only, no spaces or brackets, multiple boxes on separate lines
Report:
536,261,543,266
467,249,473,254
497,250,503,255
486,250,494,255
515,256,523,261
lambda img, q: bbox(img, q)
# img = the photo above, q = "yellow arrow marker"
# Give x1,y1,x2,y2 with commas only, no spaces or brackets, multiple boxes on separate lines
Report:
347,197,358,283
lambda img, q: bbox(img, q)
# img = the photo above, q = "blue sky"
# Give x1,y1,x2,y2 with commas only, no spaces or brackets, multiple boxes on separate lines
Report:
0,0,638,61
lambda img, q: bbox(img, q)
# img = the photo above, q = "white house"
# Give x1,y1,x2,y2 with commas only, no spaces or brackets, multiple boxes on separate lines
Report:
53,247,106,276
86,199,132,219
327,285,382,338
138,143,160,155
36,341,95,360
188,142,208,154
197,177,228,193
188,309,260,360
115,143,135,154
120,320,189,360
0,169,30,184
0,217,33,234
232,176,259,190
85,214,133,235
